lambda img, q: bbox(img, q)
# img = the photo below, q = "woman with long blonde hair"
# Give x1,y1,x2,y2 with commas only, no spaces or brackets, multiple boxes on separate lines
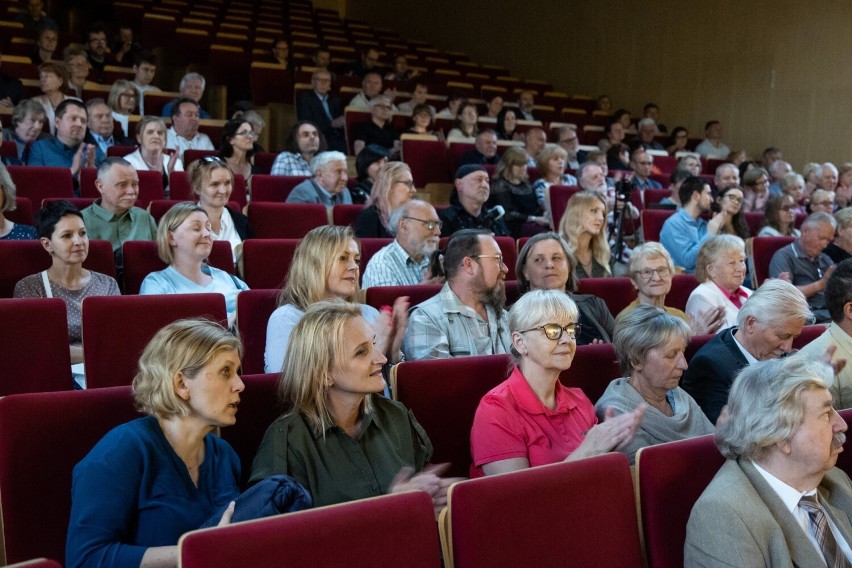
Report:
558,191,612,278
354,161,416,238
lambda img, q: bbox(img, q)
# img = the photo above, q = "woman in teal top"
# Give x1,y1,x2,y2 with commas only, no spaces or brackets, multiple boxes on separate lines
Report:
140,202,248,327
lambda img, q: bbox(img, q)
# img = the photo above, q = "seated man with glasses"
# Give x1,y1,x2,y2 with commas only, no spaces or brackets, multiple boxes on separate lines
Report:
557,125,583,169
403,229,512,360
353,95,400,159
470,289,645,476
362,199,444,287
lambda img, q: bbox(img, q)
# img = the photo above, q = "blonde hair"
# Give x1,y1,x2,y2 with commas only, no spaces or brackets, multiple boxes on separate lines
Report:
277,225,360,310
279,300,372,433
536,143,568,177
628,241,675,280
156,202,207,263
365,161,412,230
132,318,242,417
187,157,233,198
108,79,136,113
0,163,17,213
694,234,745,283
558,191,612,275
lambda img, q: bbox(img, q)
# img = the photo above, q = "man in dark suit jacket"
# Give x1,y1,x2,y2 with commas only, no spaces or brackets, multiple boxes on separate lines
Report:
680,279,812,424
296,69,346,153
460,130,500,166
686,356,852,567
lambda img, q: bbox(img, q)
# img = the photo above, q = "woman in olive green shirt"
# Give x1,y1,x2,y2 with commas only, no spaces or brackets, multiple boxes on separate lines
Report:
250,300,457,510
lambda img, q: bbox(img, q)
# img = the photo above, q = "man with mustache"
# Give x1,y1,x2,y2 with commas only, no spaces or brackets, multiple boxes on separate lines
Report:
686,355,852,567
362,199,443,287
403,229,511,360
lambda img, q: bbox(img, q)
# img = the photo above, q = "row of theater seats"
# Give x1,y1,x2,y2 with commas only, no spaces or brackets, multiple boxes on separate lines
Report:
0,349,840,567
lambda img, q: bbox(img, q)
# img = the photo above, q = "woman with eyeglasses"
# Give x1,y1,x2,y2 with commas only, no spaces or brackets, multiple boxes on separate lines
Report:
470,289,645,476
218,119,258,183
354,162,416,238
619,242,724,335
713,185,750,239
124,116,183,193
758,194,800,237
666,127,689,156
595,305,713,464
107,79,138,138
686,235,752,329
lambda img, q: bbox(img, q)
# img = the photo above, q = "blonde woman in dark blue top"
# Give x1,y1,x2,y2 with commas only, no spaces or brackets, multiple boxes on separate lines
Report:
66,319,243,568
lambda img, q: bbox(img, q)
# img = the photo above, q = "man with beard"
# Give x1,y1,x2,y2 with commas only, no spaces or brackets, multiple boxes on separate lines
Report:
362,200,443,287
440,165,510,237
686,355,852,567
660,176,726,274
271,121,326,177
403,229,511,360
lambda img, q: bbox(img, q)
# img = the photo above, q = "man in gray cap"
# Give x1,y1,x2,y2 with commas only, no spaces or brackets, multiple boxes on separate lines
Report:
439,165,510,237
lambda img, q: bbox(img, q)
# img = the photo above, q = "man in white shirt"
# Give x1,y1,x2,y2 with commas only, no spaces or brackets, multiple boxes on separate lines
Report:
165,97,214,160
694,120,731,159
131,51,158,114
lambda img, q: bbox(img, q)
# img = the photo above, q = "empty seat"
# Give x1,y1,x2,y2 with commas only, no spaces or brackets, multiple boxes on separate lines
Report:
247,203,329,238
400,138,451,185
0,298,73,395
7,166,73,208
442,453,644,568
82,293,228,388
179,492,441,568
0,386,139,564
752,236,795,286
240,238,299,289
235,289,280,374
121,240,234,294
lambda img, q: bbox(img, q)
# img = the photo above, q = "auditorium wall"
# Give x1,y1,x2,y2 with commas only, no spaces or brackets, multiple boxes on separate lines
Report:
347,1,852,168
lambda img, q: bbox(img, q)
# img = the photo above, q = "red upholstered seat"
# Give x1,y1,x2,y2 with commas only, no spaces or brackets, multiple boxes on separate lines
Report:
331,204,364,227
7,166,73,208
240,239,299,289
235,289,280,375
82,293,228,388
393,354,512,478
249,62,294,106
653,155,678,173
5,559,63,567
576,277,637,318
635,435,724,568
253,152,278,175
343,108,371,155
644,187,673,208
0,239,115,298
558,342,621,403
0,386,140,564
793,324,828,350
744,211,766,236
685,333,714,363
79,168,164,208
364,284,443,312
668,273,700,312
447,141,476,176
641,208,676,243
179,491,441,568
106,145,136,157
444,453,644,568
0,298,73,395
247,203,329,238
218,373,284,488
547,184,581,226
6,197,33,226
121,240,234,295
182,149,218,167
836,409,852,478
752,236,795,287
251,174,311,202
357,237,394,277
401,138,451,185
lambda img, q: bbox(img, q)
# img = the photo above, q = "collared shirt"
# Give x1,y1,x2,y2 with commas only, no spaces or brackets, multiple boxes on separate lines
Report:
285,178,352,207
659,208,710,273
27,136,80,168
694,139,731,159
799,323,852,409
633,176,663,191
80,201,157,252
713,281,749,309
362,239,429,288
470,366,597,477
270,151,312,177
315,91,333,120
731,329,759,365
248,396,432,507
90,132,114,157
211,207,242,263
752,460,852,562
165,126,214,160
768,240,834,321
402,282,511,360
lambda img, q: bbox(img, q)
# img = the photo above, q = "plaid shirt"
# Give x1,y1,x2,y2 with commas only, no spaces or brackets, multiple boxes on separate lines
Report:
402,283,511,360
362,240,429,288
270,152,312,176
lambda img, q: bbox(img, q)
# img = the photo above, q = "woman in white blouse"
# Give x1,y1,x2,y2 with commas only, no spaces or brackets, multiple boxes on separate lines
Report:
686,234,753,329
123,116,183,194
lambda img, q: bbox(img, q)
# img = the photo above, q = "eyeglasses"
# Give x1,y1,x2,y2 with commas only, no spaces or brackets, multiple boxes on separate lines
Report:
723,195,743,203
235,130,257,138
559,137,578,144
519,323,582,341
780,205,793,211
635,266,672,280
200,156,226,165
396,179,415,189
403,216,442,230
120,92,137,98
812,200,834,207
473,254,504,266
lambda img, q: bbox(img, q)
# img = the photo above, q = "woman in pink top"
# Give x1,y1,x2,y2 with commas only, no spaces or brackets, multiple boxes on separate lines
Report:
470,289,645,477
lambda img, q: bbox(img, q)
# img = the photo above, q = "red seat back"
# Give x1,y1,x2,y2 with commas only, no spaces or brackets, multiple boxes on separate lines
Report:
0,298,73,395
179,492,441,568
0,239,115,298
7,197,34,226
240,239,300,289
743,211,766,236
558,342,621,403
393,354,512,478
668,274,700,312
7,166,73,208
752,236,795,287
644,188,673,207
685,333,715,363
547,184,581,226
331,204,364,227
364,284,443,312
576,277,637,317
254,152,277,175
247,203,329,238
793,324,828,350
641,208,676,243
82,293,228,388
343,108,371,154
448,454,643,568
236,289,280,375
635,435,725,568
251,174,311,202
182,149,218,167
401,139,451,185
0,386,139,564
447,141,476,175
121,240,234,295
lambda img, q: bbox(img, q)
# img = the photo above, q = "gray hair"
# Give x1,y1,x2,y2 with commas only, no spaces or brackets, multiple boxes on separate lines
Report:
234,109,265,130
96,156,133,180
835,207,852,231
779,172,805,192
636,117,656,130
11,98,46,128
310,151,347,175
716,356,834,459
369,95,391,107
0,162,17,213
715,162,738,178
802,211,837,230
180,72,206,91
613,304,690,375
389,199,432,236
509,289,579,361
818,162,839,177
768,160,791,178
628,241,675,278
736,279,813,329
576,162,602,185
695,234,745,283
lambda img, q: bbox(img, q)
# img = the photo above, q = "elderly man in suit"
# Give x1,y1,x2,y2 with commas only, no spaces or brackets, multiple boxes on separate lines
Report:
679,279,813,424
295,68,346,153
685,355,852,566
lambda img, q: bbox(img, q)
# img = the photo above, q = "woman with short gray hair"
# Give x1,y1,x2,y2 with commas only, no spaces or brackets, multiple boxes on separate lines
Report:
595,305,713,463
686,234,752,329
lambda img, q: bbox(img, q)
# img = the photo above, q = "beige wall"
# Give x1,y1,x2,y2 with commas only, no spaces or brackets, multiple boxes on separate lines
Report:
347,1,852,169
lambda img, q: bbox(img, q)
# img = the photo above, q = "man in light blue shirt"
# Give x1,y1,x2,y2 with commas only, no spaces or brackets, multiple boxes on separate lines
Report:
659,176,725,273
286,151,352,206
